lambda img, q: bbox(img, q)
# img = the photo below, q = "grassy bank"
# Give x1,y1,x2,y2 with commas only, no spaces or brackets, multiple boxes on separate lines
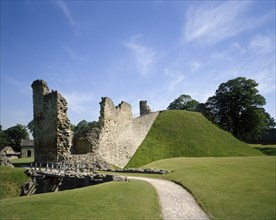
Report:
144,156,276,220
0,166,29,200
127,110,262,167
0,180,162,220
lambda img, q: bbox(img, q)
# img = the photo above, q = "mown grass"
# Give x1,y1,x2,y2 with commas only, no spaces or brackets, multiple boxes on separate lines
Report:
127,110,263,167
0,166,29,200
143,156,276,220
11,157,34,167
0,180,162,220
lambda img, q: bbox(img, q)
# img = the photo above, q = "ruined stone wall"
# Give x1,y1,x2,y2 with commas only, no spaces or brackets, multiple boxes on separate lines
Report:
140,100,151,116
133,112,159,147
96,97,158,168
32,80,158,167
32,80,71,163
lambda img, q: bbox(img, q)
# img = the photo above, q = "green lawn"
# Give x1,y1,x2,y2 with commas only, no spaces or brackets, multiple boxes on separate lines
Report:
11,157,34,167
0,166,29,200
0,179,162,220
127,110,263,168
143,156,276,220
1,157,275,220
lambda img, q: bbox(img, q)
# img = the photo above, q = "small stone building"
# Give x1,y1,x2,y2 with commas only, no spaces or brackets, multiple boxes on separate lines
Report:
20,139,34,158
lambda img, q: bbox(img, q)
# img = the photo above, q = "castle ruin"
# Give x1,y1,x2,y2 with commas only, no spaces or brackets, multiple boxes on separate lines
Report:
97,97,158,167
32,80,71,163
140,100,151,116
31,79,158,168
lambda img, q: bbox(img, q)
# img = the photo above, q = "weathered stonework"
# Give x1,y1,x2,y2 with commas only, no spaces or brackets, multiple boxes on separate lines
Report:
140,100,151,116
22,166,127,195
32,80,71,163
96,97,158,168
32,79,158,168
72,127,100,155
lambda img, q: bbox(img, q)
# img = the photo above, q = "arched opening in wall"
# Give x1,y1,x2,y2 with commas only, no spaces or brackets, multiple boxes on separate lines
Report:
27,150,32,157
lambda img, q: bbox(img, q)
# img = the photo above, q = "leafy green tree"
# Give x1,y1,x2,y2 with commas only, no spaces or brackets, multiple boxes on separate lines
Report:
74,120,99,136
74,120,89,135
27,120,34,136
70,123,76,132
205,77,275,141
4,124,29,151
167,94,199,111
0,125,10,148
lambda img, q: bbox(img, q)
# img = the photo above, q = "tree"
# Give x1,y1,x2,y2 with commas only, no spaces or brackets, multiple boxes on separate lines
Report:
205,77,275,141
3,124,29,151
74,120,99,136
27,120,34,136
167,94,199,111
74,120,89,135
0,125,10,148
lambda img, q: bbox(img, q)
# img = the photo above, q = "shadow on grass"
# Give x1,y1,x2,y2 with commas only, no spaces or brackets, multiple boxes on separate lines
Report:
254,147,276,156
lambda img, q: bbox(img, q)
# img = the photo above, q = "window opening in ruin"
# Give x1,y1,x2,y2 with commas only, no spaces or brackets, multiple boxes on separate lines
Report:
27,150,32,157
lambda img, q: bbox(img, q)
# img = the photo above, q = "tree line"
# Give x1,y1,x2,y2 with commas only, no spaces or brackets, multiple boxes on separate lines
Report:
167,77,275,142
0,124,29,151
1,76,275,151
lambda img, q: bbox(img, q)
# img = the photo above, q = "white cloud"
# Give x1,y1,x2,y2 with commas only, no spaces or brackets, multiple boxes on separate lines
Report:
57,0,75,26
164,68,186,92
189,60,201,71
183,1,273,45
251,68,276,95
249,35,273,52
211,50,232,60
10,110,26,118
63,92,94,114
2,74,31,95
63,46,74,58
232,42,246,54
124,35,157,76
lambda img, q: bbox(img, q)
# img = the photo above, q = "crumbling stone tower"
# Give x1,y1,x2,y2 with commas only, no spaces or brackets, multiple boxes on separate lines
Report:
140,100,151,116
32,80,71,163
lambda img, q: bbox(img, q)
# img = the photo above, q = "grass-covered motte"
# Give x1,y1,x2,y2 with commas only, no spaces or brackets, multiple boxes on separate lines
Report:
0,180,162,220
127,110,263,167
0,166,29,200
144,156,276,220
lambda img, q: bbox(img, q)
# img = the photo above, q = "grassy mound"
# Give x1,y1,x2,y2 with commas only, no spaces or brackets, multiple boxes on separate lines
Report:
144,156,276,220
127,110,263,168
0,180,162,220
0,166,29,200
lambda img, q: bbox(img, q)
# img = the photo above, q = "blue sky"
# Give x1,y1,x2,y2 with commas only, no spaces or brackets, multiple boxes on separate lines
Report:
1,0,275,129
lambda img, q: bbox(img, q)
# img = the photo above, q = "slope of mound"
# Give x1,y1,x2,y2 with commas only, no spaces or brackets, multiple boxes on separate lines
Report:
0,166,29,199
126,110,263,168
0,181,161,220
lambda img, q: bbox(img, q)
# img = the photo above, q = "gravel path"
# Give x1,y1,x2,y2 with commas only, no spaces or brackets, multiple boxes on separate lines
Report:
128,176,209,220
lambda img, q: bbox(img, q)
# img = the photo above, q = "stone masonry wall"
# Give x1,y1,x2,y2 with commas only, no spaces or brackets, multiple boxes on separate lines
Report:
32,80,158,167
32,80,71,163
140,100,151,116
97,97,158,168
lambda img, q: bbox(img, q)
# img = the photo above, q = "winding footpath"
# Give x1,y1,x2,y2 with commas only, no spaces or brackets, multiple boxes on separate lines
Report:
128,177,209,220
